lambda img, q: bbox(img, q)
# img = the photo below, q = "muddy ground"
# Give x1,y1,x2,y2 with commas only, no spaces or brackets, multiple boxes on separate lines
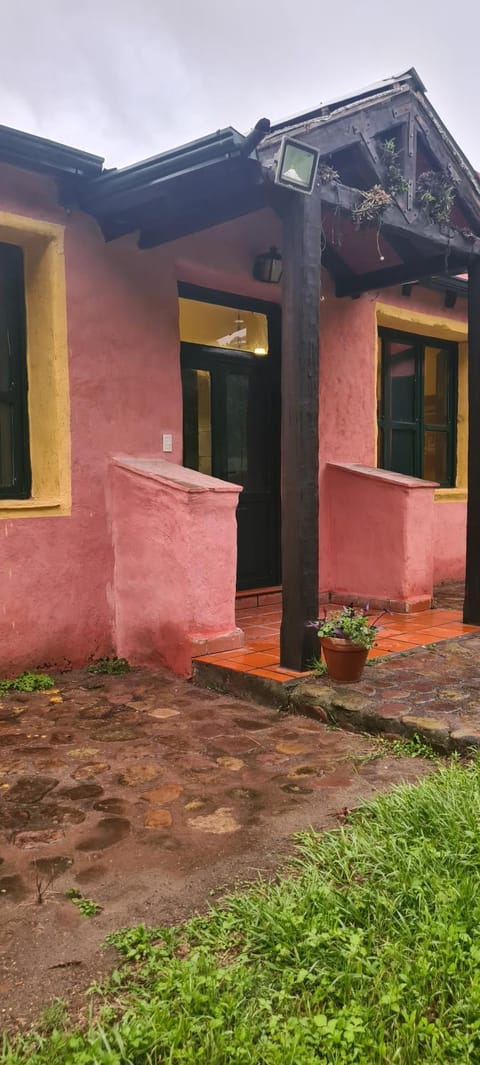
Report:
0,666,430,1030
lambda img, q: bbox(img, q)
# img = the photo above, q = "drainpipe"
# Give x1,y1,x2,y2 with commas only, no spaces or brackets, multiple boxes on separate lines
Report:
240,118,271,158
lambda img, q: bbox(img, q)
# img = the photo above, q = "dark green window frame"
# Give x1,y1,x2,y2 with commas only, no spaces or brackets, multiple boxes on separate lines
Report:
0,243,31,499
377,327,457,488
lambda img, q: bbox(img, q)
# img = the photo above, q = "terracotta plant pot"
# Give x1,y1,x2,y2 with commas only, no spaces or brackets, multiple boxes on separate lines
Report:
320,636,369,683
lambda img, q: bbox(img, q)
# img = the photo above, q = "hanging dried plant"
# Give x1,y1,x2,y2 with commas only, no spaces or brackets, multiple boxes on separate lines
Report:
416,170,455,225
352,185,392,228
317,163,340,185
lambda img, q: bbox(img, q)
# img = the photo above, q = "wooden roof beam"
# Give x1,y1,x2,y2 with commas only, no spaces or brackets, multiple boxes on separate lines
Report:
335,252,469,298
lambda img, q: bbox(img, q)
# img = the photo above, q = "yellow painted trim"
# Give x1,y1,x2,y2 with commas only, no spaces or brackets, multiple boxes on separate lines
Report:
0,212,70,519
434,488,467,502
376,301,468,496
376,301,467,342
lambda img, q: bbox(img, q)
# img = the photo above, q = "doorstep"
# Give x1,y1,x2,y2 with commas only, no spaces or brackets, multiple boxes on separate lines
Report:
236,585,282,611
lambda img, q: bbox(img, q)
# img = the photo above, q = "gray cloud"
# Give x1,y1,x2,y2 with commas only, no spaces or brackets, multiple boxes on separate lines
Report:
0,0,478,169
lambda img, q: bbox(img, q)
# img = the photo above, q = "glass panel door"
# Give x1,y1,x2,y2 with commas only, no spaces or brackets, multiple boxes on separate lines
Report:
181,327,280,589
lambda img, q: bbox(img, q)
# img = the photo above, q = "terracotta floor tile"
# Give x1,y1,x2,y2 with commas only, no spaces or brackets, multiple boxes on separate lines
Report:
247,640,280,651
243,652,281,667
239,626,276,639
432,624,475,637
422,611,463,625
195,655,251,671
385,630,433,645
248,667,298,682
376,638,421,652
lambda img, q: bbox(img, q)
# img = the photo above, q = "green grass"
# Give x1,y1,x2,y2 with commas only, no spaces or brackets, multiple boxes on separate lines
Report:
87,656,130,675
5,759,480,1063
373,733,439,761
0,671,54,695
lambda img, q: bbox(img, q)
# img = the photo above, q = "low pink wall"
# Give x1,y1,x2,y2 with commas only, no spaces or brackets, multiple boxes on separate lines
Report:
111,459,244,675
326,463,437,608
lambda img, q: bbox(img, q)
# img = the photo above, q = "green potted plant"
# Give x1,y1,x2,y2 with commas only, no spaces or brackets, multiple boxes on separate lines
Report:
314,606,381,683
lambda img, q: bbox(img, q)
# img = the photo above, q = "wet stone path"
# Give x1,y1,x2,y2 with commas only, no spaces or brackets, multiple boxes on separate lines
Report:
0,666,429,1027
292,634,480,750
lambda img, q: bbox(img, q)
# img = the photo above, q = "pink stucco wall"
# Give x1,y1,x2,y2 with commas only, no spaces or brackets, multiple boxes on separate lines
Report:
0,161,280,671
433,503,467,584
0,159,469,672
319,285,377,591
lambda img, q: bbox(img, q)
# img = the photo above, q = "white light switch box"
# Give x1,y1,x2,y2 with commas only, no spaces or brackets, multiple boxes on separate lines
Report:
162,433,173,453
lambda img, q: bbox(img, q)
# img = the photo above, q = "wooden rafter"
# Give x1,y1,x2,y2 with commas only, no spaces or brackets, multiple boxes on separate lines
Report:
336,252,469,298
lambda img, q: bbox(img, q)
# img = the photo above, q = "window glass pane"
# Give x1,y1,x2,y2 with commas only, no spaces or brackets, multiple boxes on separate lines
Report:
376,340,383,421
377,426,383,468
423,346,449,424
182,368,212,476
385,340,416,422
0,305,11,391
0,400,13,488
391,429,416,476
224,373,249,484
179,298,269,355
424,431,448,484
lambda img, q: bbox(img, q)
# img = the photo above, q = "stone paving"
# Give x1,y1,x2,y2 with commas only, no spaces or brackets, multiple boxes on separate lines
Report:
292,633,480,751
0,664,429,1027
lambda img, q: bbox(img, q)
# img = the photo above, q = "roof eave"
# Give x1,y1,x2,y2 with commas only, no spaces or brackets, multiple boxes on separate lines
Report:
0,124,104,179
81,127,247,213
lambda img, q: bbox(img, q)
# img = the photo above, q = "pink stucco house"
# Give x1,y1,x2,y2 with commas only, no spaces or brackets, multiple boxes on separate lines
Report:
1,68,480,676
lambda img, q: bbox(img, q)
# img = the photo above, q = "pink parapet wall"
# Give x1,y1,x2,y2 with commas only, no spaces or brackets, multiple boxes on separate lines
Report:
325,463,438,610
110,458,245,675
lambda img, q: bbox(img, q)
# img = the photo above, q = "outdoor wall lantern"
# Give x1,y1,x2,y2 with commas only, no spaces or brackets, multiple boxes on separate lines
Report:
274,136,320,195
253,245,283,284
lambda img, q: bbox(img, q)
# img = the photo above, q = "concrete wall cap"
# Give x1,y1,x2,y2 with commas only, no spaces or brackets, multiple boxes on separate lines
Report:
327,462,439,490
112,456,243,495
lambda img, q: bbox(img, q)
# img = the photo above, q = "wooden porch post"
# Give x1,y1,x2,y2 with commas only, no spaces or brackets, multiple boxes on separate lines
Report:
464,258,480,623
280,192,322,670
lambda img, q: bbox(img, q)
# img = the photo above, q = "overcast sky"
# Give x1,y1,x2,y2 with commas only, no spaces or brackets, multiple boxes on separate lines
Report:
2,0,479,170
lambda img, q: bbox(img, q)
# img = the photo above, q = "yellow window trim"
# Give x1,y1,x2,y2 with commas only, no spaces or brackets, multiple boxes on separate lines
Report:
0,211,70,519
434,488,467,502
376,302,467,500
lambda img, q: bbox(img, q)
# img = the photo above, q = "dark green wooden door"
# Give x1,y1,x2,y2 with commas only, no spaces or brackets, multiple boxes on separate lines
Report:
181,343,280,590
